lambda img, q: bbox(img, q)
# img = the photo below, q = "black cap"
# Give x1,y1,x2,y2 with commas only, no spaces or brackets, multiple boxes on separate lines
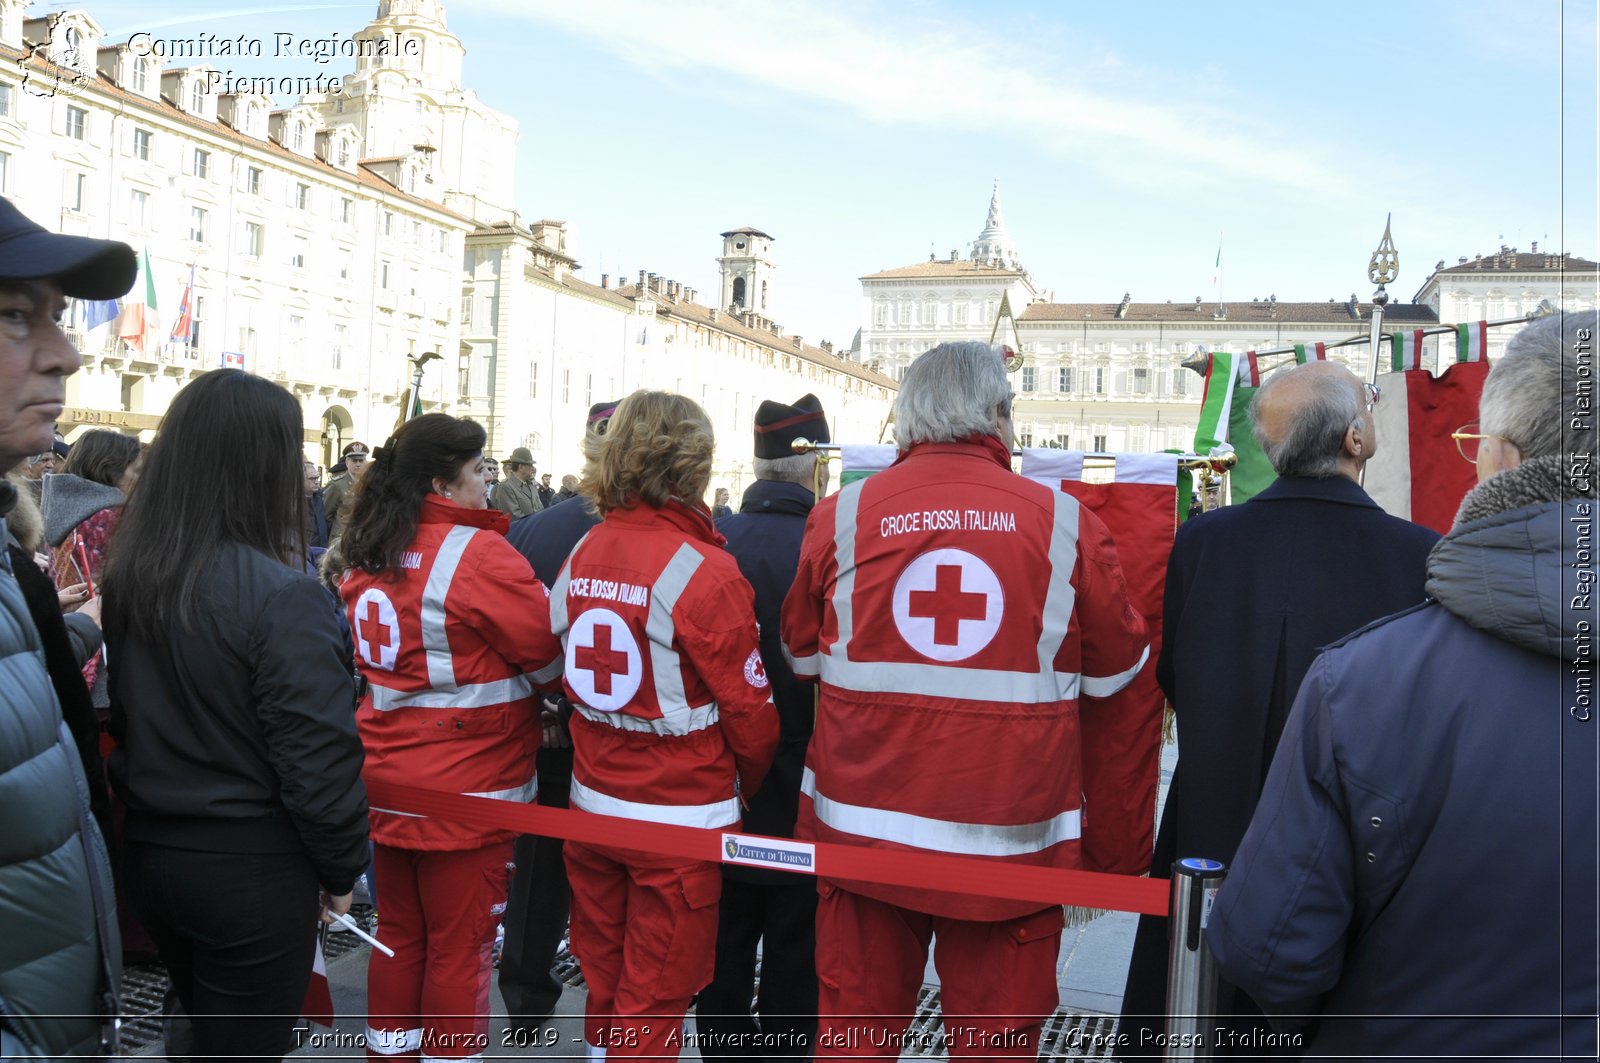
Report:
52,439,71,460
753,393,828,459
587,400,620,435
0,197,137,299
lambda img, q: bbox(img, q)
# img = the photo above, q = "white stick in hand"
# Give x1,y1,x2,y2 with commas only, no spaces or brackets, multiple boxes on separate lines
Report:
328,912,395,957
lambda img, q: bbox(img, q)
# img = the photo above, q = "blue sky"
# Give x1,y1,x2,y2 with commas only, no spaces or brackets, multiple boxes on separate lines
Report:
68,0,1599,349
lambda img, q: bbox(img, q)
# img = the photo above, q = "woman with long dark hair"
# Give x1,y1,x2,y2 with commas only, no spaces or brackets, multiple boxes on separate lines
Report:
102,369,369,1061
553,390,777,1060
339,413,564,1058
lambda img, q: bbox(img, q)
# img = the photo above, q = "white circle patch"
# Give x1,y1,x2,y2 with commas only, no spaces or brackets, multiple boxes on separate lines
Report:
352,588,400,671
565,607,643,712
890,548,1003,662
743,649,769,689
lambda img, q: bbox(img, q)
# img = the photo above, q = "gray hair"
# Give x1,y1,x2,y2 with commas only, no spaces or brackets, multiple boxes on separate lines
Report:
1482,310,1599,464
893,342,1011,446
1249,367,1360,478
754,452,829,492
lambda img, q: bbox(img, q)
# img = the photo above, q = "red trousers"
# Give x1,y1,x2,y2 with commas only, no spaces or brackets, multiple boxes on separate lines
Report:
813,884,1064,1061
365,841,514,1060
565,842,722,1060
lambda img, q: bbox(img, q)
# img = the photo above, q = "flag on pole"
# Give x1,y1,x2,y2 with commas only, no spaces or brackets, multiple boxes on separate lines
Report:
1211,235,1222,288
1454,321,1489,362
1365,360,1490,534
300,928,335,1028
168,263,196,344
1238,351,1262,387
1390,329,1426,372
116,246,159,353
839,444,897,487
1293,342,1327,363
1021,448,1177,886
1193,351,1275,504
81,299,120,331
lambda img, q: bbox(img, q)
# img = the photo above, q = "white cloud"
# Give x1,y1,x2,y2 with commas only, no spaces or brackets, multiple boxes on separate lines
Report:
470,0,1347,198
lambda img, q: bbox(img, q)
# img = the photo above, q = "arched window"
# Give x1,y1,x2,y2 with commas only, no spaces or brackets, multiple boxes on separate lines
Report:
731,277,746,307
188,79,205,114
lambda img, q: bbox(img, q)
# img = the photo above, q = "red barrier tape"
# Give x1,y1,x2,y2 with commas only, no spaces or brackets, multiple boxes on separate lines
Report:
366,781,1170,917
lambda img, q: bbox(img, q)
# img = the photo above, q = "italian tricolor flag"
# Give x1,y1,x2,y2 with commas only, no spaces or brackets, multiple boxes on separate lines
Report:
1455,320,1489,363
116,245,159,354
1365,360,1491,534
1193,351,1275,504
839,443,897,486
1293,342,1327,363
1390,330,1427,372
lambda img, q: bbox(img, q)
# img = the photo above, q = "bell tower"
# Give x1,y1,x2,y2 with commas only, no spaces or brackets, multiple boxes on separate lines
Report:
718,228,776,315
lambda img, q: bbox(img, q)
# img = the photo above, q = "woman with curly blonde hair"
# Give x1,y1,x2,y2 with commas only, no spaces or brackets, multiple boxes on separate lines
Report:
550,390,777,1060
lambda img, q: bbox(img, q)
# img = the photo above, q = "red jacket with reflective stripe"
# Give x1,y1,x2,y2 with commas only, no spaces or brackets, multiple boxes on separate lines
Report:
551,500,778,832
342,496,564,850
780,437,1151,920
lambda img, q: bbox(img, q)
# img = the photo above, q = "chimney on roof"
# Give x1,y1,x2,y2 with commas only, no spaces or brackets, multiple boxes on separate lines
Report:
638,269,647,289
821,340,832,353
1116,292,1131,319
709,308,718,322
685,287,695,303
1532,240,1539,253
1347,294,1362,319
600,274,609,289
950,249,959,262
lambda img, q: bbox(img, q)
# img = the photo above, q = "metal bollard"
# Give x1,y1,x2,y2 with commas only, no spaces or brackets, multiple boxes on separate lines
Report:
1165,857,1227,1060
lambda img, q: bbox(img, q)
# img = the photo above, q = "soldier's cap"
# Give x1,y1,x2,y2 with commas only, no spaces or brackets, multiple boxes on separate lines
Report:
753,393,828,459
341,441,369,458
505,446,535,467
0,196,137,300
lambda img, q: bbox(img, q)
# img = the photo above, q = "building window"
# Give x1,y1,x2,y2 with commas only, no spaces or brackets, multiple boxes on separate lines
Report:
332,324,346,370
188,295,204,349
339,197,353,223
1094,367,1106,394
292,122,306,152
1059,366,1073,392
66,106,87,139
460,294,473,327
131,59,149,94
874,302,887,326
0,82,12,117
562,369,571,403
380,261,392,289
337,252,351,281
246,166,261,195
586,373,593,406
528,362,537,398
244,221,264,257
922,302,937,325
1132,366,1149,394
410,220,421,244
1018,426,1034,447
337,141,350,168
189,206,208,242
1172,369,1188,397
133,128,152,161
287,315,304,349
383,211,395,236
953,303,968,325
1021,366,1036,392
0,152,9,194
129,188,148,227
294,182,309,210
1093,433,1107,452
290,237,306,269
188,80,205,113
64,172,87,212
193,149,210,179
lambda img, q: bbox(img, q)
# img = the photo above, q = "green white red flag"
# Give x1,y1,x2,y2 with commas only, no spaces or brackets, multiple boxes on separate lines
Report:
116,245,159,354
1455,321,1488,363
1365,360,1490,534
1193,351,1275,504
1390,329,1427,372
1293,342,1326,363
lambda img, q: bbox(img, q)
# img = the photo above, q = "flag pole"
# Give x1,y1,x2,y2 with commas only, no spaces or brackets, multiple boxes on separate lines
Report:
1366,214,1398,386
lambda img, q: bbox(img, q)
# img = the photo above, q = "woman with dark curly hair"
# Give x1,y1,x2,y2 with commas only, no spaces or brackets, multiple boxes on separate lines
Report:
338,413,564,1059
551,390,777,1060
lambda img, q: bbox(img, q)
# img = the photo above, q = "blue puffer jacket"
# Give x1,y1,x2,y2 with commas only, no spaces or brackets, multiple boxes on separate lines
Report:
1209,454,1598,1060
0,486,120,1059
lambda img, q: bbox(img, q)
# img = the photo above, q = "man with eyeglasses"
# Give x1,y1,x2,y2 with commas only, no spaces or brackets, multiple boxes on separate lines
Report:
1210,311,1598,1058
323,441,369,542
1121,359,1439,1052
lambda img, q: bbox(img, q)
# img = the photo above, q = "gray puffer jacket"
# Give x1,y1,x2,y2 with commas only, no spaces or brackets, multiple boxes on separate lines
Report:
0,486,120,1059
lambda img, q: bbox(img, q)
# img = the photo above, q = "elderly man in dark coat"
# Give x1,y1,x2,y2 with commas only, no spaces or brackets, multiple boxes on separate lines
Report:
1120,360,1440,1052
697,394,829,1059
1209,312,1598,1060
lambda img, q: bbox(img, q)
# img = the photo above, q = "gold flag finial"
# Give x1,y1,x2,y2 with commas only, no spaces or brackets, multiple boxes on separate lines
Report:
1368,213,1399,286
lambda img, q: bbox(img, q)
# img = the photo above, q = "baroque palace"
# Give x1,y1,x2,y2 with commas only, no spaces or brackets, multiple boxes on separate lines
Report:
858,184,1597,454
3,0,894,488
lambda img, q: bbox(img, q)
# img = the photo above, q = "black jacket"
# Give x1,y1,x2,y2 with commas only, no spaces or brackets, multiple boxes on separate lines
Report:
716,479,815,883
106,542,369,894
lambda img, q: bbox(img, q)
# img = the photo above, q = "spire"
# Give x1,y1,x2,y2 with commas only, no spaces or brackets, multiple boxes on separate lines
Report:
971,179,1022,272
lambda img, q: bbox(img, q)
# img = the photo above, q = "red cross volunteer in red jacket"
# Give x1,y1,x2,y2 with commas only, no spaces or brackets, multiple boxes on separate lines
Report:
339,414,564,1061
551,390,778,1061
781,342,1152,1061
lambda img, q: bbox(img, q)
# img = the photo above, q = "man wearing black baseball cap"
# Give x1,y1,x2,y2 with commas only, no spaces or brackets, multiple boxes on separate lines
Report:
0,195,134,1057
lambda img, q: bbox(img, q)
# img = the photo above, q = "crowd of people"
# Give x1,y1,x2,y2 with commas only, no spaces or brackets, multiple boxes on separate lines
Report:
1,196,1595,1063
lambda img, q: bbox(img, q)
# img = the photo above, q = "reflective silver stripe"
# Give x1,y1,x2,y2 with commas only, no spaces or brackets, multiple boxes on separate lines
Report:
1035,490,1081,676
1082,643,1150,698
530,657,564,686
421,526,477,689
574,701,719,736
464,773,537,803
817,657,1078,703
783,646,820,678
548,528,597,641
369,806,425,819
570,777,739,829
367,673,536,711
802,767,1080,857
828,479,866,659
368,1027,423,1054
645,544,705,714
